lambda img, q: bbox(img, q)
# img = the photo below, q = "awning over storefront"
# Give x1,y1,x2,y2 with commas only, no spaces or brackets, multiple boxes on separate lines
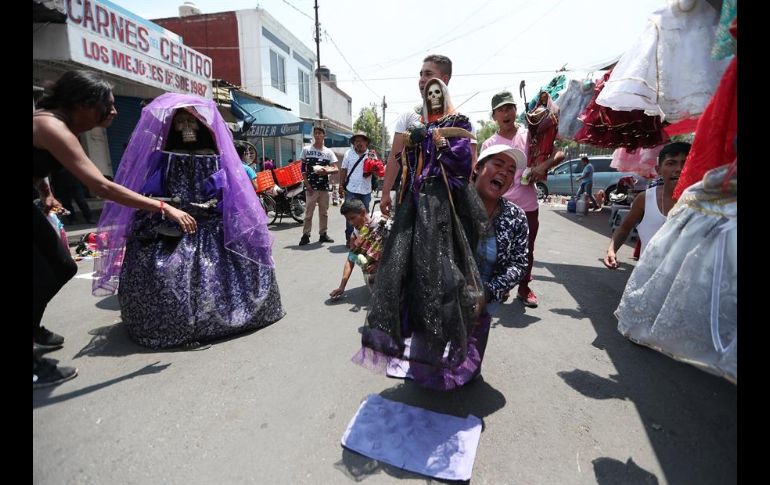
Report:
326,131,352,147
301,122,352,147
231,91,304,137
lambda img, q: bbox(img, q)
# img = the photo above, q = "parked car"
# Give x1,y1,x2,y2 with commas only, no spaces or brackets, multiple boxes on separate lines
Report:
536,156,650,205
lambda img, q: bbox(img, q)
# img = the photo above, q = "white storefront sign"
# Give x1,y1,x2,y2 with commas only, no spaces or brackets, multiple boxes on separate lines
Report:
65,0,213,97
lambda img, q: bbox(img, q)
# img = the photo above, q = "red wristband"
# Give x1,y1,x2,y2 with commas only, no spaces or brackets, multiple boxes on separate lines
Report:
159,200,165,219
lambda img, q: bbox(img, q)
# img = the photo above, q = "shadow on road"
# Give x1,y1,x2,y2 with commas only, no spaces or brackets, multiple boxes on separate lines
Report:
95,294,119,311
592,457,660,485
73,323,147,358
557,369,628,401
537,259,736,484
335,377,505,484
550,206,637,250
335,448,461,485
550,307,586,319
326,285,371,313
378,376,506,422
283,243,323,251
326,244,349,254
73,320,276,358
492,300,541,328
267,221,303,232
33,361,171,409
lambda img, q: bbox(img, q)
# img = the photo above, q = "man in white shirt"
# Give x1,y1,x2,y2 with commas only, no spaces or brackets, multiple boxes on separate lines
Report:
339,132,373,247
379,54,477,216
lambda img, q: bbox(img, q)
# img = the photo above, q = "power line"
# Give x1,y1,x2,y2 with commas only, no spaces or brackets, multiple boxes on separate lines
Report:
357,0,504,72
251,68,577,88
323,30,381,99
471,0,567,72
280,0,314,21
358,0,533,73
280,0,381,99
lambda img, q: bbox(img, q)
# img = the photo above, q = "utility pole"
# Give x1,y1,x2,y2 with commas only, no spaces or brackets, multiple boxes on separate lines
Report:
381,96,387,153
314,0,323,121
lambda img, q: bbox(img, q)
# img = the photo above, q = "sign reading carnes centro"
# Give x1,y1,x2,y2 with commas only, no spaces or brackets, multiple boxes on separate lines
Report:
65,0,212,97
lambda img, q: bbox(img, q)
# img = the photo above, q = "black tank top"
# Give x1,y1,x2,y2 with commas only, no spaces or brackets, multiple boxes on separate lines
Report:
33,146,62,179
32,111,66,179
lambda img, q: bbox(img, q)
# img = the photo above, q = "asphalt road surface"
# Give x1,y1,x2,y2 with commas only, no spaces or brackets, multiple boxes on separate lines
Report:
34,203,736,484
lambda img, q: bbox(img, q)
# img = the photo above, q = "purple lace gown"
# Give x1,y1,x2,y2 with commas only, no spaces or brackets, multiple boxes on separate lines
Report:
119,151,284,348
93,94,284,349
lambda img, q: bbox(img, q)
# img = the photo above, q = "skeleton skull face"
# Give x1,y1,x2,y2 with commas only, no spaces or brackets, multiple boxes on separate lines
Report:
426,82,444,114
174,110,199,143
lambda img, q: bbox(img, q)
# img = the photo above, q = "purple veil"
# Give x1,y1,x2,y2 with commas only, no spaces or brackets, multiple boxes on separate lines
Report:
92,93,274,296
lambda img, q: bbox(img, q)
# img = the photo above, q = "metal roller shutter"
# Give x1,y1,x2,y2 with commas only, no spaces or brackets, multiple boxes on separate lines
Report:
106,95,144,175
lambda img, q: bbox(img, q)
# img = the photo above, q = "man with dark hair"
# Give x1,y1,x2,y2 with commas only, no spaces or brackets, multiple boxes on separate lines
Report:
379,54,476,216
329,198,385,299
299,126,338,246
575,156,599,210
235,143,258,192
421,54,452,79
339,132,373,247
604,141,691,268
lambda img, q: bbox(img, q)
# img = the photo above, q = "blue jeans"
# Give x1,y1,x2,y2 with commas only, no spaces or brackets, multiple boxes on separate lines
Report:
576,181,598,207
344,191,372,240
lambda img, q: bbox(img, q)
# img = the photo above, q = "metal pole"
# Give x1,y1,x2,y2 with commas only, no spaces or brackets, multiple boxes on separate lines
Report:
381,96,387,153
314,0,323,120
567,146,575,196
261,137,266,168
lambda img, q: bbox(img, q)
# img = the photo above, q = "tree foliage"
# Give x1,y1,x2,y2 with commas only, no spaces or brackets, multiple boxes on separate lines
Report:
353,105,390,153
475,120,498,149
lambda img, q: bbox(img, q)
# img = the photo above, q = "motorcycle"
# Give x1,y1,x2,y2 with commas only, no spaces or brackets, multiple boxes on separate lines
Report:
259,182,306,224
608,175,637,206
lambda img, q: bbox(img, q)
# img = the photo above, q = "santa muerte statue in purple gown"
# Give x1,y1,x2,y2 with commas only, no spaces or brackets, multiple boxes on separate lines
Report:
92,93,285,349
353,79,490,390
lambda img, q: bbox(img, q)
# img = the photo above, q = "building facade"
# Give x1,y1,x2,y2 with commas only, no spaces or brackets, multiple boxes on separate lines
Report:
153,6,353,166
33,0,213,177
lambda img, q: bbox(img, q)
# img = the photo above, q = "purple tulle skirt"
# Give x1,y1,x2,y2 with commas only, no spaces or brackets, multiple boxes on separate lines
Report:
119,152,284,348
353,312,492,391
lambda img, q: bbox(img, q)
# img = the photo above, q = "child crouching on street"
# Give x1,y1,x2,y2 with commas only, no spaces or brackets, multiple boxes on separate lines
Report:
329,199,390,299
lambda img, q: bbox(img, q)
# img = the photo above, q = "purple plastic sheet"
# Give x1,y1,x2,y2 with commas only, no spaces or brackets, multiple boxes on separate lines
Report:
341,394,482,481
92,93,274,295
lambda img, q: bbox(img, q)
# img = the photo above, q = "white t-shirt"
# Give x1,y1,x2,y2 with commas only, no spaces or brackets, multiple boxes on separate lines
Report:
341,148,372,195
300,144,337,191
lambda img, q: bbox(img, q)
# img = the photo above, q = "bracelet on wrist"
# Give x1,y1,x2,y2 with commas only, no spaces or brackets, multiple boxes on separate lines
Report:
159,200,165,219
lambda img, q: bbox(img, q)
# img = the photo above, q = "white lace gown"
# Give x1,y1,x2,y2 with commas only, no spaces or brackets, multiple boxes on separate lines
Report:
596,0,730,123
615,164,736,383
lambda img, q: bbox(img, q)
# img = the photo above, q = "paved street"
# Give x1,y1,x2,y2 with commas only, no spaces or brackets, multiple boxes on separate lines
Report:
33,203,737,484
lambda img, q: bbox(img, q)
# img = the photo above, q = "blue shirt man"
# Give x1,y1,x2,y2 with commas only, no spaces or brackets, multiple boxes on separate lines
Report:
575,156,599,209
